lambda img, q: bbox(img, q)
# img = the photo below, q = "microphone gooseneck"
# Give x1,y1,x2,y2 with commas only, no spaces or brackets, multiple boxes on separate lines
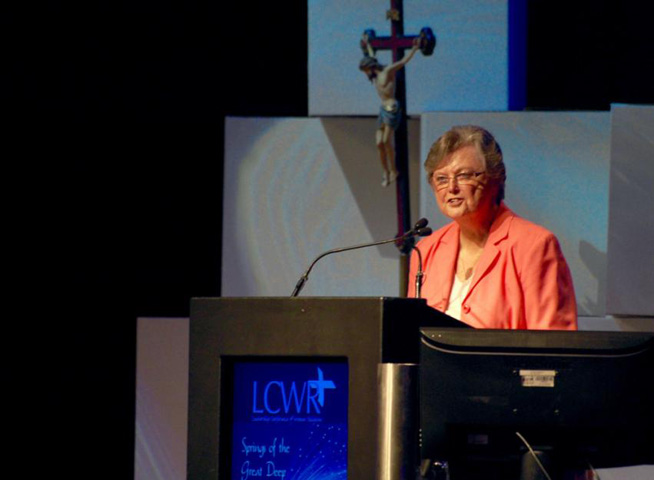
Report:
410,220,431,299
290,218,432,297
413,245,425,299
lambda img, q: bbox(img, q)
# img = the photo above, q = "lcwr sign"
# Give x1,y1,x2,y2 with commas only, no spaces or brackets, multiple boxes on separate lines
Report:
251,368,336,415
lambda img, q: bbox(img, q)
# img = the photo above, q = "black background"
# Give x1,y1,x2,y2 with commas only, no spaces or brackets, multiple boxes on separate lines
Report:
5,1,652,478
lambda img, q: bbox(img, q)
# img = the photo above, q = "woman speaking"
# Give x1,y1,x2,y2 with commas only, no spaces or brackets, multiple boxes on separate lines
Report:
408,125,577,330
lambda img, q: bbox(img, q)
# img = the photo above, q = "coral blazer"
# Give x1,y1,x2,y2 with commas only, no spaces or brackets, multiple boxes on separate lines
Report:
408,204,577,330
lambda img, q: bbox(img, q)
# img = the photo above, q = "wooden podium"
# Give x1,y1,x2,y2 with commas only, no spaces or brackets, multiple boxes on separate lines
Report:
187,297,461,480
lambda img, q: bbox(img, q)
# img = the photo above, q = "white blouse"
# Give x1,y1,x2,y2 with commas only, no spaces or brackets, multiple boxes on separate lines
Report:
445,273,473,320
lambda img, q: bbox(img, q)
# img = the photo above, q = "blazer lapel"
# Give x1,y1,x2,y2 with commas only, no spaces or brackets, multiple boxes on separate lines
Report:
464,205,513,301
432,224,459,308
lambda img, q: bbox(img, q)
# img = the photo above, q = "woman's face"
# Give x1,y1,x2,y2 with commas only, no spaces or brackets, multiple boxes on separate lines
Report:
431,145,497,223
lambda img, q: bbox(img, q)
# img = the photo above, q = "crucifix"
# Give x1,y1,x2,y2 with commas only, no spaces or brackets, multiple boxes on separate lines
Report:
359,0,436,296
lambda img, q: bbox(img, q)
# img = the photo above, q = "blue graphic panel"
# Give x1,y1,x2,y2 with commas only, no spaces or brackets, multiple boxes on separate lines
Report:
230,361,349,480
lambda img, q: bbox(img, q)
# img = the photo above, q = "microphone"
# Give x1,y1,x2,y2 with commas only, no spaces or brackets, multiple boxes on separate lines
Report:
290,218,432,297
413,217,428,230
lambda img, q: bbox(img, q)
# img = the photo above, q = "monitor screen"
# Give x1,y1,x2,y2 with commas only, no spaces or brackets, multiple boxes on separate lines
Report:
221,357,349,480
419,328,654,480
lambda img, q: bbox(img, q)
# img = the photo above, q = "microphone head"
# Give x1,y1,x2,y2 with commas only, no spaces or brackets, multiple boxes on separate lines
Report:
415,227,433,237
414,218,429,230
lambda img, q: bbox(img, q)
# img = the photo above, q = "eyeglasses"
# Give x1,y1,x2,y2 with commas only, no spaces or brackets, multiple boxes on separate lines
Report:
432,171,485,190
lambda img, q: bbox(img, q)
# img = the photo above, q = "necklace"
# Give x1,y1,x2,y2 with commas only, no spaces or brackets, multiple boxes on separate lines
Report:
457,249,482,281
457,261,474,281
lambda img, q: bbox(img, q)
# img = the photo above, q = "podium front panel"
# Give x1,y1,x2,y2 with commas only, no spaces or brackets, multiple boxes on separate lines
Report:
187,296,456,479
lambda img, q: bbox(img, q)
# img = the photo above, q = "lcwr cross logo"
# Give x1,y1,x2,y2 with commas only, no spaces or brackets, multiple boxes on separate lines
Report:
252,368,336,415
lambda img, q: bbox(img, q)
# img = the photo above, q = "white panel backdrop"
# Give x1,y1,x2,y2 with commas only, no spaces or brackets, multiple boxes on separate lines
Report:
222,116,421,298
606,105,654,316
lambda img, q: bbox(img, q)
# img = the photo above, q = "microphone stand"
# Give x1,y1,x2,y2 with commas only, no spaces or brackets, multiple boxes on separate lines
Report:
413,246,424,299
291,223,432,297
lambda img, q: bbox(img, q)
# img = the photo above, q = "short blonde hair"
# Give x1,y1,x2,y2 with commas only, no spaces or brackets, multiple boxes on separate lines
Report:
424,125,506,204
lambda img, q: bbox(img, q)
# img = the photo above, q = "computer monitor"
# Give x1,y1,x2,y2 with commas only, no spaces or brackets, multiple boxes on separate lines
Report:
419,328,654,480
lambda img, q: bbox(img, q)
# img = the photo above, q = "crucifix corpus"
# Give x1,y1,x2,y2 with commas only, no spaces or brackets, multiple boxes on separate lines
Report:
358,0,436,295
